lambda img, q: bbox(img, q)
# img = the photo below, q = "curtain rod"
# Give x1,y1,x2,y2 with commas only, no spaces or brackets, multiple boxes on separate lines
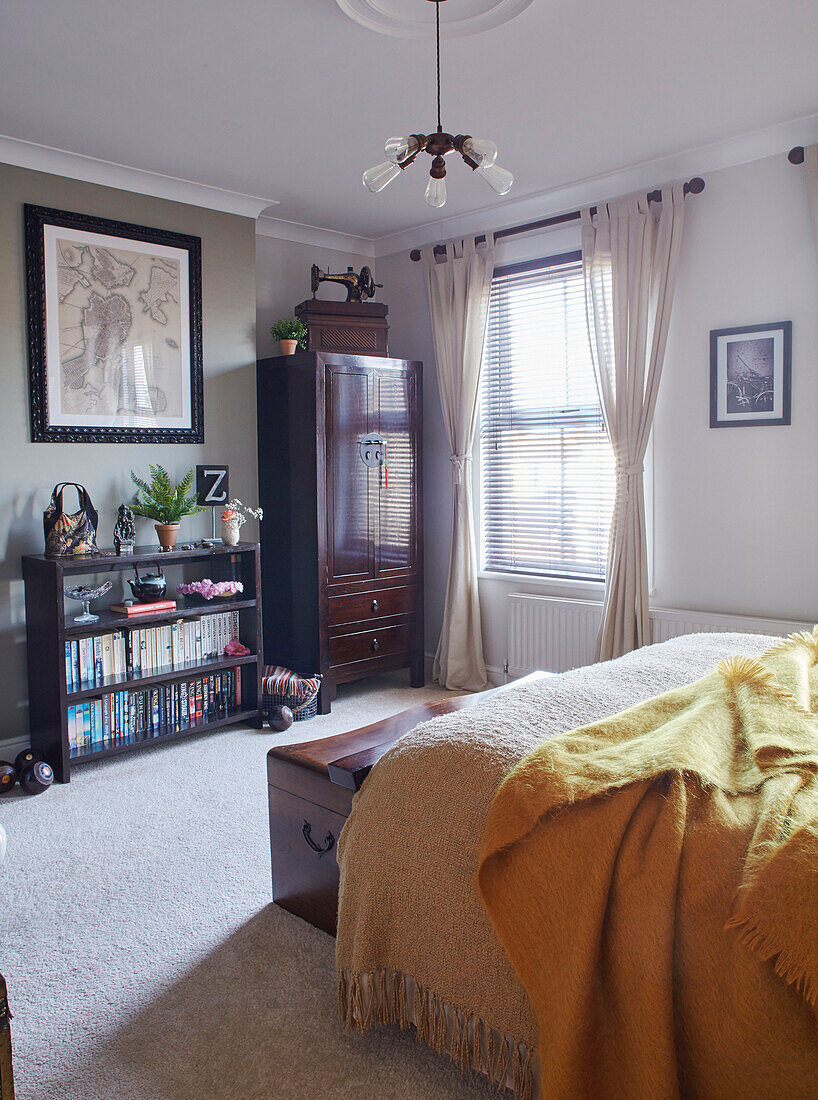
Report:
408,176,706,261
789,146,805,164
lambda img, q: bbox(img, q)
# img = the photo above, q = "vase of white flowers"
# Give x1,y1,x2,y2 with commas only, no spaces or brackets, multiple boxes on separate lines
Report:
220,498,263,546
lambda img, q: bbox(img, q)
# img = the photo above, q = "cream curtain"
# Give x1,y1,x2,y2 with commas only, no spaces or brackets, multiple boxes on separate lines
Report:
422,235,495,691
582,186,685,661
804,145,818,252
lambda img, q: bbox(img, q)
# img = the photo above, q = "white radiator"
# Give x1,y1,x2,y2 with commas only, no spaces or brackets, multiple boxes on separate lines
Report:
507,593,812,676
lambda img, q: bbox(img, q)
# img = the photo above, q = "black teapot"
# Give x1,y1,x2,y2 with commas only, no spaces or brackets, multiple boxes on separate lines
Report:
128,563,167,603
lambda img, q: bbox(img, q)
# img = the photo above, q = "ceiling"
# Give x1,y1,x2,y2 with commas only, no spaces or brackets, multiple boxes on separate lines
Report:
0,0,816,240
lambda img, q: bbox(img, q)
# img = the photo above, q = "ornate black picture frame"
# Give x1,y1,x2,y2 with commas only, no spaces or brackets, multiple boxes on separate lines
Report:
709,321,791,428
25,204,204,443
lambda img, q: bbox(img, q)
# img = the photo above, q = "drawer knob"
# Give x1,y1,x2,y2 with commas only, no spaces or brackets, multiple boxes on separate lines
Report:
371,638,379,652
371,599,379,613
302,820,335,858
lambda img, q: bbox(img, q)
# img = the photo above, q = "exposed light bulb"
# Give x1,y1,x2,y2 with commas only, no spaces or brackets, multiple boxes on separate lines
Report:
477,162,514,195
424,174,447,208
385,136,421,164
461,137,497,167
362,161,402,192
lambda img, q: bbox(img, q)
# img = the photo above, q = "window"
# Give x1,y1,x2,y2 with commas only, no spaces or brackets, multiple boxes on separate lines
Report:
480,252,615,581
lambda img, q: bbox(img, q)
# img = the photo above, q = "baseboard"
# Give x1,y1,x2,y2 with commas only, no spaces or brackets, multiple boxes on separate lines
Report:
424,652,507,689
0,736,32,762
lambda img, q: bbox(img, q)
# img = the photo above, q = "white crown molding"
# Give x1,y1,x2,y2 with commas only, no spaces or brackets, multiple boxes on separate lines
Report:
256,213,376,257
0,133,279,220
369,111,818,257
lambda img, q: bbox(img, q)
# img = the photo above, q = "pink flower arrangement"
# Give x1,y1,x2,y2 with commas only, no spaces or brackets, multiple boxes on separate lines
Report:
178,579,243,600
224,638,250,656
220,499,263,527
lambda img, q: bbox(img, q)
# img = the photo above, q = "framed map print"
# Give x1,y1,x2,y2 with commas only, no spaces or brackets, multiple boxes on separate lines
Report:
24,204,204,443
709,321,791,428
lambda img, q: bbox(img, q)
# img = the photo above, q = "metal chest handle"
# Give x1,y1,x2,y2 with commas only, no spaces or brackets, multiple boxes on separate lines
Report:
302,820,335,858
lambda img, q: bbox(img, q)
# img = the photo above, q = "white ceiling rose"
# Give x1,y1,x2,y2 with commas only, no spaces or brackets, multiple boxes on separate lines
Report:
335,0,534,38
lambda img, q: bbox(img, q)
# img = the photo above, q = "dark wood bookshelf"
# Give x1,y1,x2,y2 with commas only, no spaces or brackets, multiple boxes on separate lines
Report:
66,652,259,702
71,707,259,766
64,598,258,638
23,542,259,573
22,543,264,781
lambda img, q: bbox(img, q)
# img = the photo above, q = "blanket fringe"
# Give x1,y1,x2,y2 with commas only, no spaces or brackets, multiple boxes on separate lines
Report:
716,654,818,718
765,627,818,660
726,915,818,1008
338,968,533,1096
717,656,774,687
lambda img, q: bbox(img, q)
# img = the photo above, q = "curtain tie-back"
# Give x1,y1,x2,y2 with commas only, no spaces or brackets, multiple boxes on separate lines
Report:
616,462,644,479
450,454,472,484
615,462,644,500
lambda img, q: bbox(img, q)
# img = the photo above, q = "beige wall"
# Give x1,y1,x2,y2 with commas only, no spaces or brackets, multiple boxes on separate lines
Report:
255,233,375,359
0,162,257,749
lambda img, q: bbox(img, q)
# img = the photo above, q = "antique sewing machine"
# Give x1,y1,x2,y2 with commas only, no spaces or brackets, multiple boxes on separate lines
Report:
310,263,382,303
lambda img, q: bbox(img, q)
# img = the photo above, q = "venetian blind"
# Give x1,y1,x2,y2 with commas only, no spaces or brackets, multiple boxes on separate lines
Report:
480,254,615,580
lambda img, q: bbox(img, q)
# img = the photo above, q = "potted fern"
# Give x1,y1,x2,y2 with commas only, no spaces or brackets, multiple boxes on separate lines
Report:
130,466,204,550
271,317,308,356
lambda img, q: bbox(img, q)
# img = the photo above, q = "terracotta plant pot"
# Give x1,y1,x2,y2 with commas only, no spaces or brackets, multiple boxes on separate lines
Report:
155,522,180,551
279,339,298,356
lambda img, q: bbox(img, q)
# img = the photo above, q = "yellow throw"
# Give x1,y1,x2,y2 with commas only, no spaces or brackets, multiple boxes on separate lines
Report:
479,630,818,1099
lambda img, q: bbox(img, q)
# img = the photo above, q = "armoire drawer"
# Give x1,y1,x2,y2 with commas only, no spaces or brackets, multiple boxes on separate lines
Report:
328,585,417,627
329,621,414,667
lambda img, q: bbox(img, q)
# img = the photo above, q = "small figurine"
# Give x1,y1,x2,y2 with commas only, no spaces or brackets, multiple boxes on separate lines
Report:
113,504,135,555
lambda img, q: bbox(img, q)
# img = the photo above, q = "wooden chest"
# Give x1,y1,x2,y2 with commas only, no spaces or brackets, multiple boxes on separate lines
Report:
295,299,389,358
267,676,546,934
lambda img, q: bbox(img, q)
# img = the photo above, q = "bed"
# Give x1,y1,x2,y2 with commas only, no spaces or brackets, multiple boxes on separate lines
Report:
331,631,818,1099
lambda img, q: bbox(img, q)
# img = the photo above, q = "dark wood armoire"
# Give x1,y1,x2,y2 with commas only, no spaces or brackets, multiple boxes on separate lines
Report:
257,351,423,713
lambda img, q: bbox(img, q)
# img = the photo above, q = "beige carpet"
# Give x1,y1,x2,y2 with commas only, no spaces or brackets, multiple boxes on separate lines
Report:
1,673,506,1100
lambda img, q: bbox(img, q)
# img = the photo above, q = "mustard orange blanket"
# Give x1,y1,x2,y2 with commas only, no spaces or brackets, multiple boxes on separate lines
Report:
478,633,818,1099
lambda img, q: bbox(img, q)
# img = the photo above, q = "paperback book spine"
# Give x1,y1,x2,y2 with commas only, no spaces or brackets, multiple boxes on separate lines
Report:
94,636,103,685
67,705,76,756
78,638,88,687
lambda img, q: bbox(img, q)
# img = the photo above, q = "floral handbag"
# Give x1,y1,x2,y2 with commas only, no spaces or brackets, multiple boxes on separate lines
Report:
43,482,99,557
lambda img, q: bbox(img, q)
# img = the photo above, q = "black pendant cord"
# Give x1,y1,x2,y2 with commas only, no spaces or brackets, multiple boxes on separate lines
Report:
435,1,442,133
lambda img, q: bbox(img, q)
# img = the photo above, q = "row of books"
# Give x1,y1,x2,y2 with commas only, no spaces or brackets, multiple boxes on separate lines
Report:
67,668,243,756
65,611,241,691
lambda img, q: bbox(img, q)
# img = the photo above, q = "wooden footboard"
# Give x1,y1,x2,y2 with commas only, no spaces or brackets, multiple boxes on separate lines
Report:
267,674,545,933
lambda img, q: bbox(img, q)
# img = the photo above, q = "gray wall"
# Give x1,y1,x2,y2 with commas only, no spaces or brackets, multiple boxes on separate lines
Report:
255,233,374,358
0,162,257,749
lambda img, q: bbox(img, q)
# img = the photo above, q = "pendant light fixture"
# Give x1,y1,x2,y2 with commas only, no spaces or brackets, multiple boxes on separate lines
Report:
362,0,513,208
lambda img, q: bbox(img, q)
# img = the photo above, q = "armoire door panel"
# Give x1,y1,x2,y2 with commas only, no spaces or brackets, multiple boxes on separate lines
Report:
375,367,418,577
325,366,373,584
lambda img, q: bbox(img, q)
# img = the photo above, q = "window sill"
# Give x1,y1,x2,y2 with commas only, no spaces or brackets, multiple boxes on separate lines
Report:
477,570,605,601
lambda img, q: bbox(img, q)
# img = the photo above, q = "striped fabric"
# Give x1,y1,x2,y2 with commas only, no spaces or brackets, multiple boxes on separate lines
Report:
261,665,321,704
